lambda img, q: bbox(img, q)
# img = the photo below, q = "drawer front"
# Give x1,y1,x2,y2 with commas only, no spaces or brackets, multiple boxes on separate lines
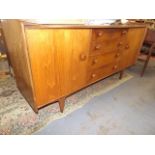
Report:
90,28,128,55
92,28,128,42
88,52,121,70
87,62,120,84
91,40,119,54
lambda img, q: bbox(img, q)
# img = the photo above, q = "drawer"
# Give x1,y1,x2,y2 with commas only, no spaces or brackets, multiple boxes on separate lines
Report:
90,28,128,55
90,40,124,55
92,28,128,42
88,52,121,70
87,63,120,84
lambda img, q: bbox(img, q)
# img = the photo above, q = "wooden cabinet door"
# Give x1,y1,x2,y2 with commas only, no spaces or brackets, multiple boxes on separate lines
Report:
120,28,146,69
25,29,61,108
26,29,91,105
54,29,91,96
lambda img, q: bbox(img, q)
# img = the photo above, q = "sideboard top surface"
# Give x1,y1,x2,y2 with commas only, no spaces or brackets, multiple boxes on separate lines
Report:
19,20,147,29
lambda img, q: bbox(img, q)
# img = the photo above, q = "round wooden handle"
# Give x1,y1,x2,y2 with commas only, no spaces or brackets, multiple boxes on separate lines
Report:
125,44,129,49
91,74,96,78
80,53,87,61
98,32,103,36
118,42,123,47
95,44,101,49
121,30,127,35
92,59,98,64
115,53,120,57
113,65,118,70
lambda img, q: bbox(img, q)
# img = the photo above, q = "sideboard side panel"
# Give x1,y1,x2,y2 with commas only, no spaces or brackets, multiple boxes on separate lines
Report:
2,20,37,112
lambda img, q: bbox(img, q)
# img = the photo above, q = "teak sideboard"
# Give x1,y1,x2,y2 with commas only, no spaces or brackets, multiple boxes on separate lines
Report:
2,20,147,113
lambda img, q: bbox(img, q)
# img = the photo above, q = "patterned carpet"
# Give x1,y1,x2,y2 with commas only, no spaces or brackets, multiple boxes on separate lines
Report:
0,73,133,135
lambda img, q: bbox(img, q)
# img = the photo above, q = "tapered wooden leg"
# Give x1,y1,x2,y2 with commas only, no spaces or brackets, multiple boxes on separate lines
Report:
119,70,124,80
34,108,39,114
141,43,155,77
58,97,65,113
141,54,151,77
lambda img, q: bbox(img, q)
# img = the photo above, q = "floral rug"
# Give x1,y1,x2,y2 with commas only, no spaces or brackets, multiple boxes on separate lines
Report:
0,73,133,135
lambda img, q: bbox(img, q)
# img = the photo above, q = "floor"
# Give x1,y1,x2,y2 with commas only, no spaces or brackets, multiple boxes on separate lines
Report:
0,60,132,135
35,59,155,135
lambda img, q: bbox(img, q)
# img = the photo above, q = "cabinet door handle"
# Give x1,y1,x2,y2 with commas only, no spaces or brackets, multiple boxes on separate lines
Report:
79,53,87,61
91,73,96,78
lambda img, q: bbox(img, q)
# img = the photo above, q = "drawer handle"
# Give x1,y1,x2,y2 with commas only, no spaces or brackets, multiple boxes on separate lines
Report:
92,59,98,64
115,53,120,57
121,30,127,35
97,32,103,36
125,44,129,49
95,44,101,50
91,74,96,78
113,65,118,70
80,53,87,61
117,42,123,47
